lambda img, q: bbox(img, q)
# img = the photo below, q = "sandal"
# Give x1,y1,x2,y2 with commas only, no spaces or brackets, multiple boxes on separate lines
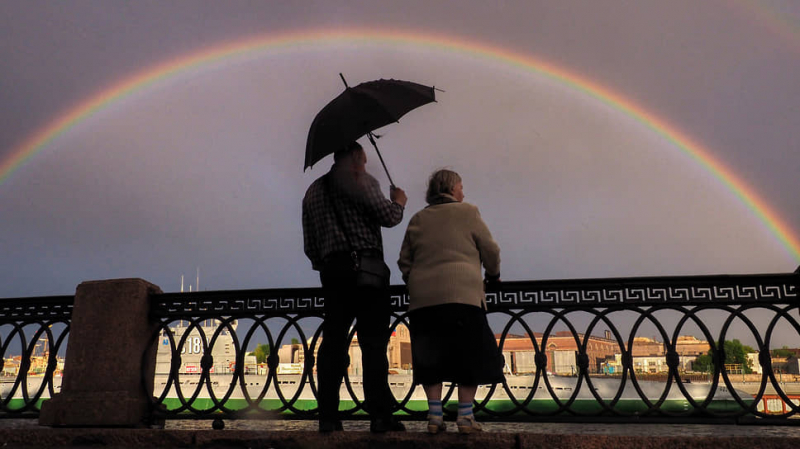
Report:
456,415,482,434
427,415,446,434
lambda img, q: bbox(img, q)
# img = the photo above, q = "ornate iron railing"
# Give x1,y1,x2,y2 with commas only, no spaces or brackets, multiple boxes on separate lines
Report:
146,269,799,424
1,269,798,424
0,295,72,417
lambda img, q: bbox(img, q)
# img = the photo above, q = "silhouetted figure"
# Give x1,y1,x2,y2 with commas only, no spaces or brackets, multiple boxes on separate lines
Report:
302,141,408,433
398,169,504,434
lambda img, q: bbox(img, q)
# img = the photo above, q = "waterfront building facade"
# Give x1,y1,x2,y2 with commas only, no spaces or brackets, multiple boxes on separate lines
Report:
499,331,619,375
153,319,727,378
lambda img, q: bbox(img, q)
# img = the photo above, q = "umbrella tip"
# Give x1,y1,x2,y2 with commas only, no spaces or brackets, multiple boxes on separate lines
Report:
339,73,349,88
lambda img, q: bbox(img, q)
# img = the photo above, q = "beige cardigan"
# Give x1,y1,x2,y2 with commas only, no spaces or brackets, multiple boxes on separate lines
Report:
398,198,500,311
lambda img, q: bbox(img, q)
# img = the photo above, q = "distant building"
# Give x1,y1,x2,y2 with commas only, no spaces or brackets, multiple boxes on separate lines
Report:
675,335,711,357
497,331,618,375
349,324,412,375
631,337,664,357
747,353,763,375
276,343,305,374
277,343,302,364
270,328,714,376
499,333,712,375
273,323,413,376
773,348,800,357
633,356,667,374
789,357,800,375
630,336,709,373
772,356,800,375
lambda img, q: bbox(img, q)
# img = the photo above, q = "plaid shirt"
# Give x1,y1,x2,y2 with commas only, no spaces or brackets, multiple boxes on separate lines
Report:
302,167,404,270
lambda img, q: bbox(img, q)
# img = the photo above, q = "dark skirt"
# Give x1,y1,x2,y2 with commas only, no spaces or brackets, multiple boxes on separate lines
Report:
408,303,505,386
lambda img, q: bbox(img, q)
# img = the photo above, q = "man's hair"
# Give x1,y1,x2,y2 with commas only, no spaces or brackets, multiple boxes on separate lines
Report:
333,141,364,163
426,169,462,204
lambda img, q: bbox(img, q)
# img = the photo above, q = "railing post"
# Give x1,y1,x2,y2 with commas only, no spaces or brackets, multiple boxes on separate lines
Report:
39,278,162,427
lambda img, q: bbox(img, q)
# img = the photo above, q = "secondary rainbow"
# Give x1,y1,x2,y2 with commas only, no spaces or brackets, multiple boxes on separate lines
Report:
2,28,798,262
732,0,800,52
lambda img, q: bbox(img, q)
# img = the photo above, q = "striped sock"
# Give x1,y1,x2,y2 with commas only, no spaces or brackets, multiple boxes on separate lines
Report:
428,400,443,417
457,402,473,418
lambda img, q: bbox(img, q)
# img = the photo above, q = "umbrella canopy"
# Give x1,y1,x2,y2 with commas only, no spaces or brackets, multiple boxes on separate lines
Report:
304,78,436,172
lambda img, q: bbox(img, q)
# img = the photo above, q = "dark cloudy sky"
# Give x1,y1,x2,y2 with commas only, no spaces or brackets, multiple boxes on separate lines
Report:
1,0,799,301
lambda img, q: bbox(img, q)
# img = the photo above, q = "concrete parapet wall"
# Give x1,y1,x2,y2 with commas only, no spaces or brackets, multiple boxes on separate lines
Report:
1,428,800,449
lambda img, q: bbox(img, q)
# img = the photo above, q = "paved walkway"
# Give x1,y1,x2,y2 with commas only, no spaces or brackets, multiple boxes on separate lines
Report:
1,419,800,448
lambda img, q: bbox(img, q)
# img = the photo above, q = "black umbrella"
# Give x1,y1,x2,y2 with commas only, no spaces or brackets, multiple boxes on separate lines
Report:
305,74,436,186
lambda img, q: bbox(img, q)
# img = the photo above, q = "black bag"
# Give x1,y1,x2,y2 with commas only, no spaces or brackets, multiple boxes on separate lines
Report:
353,251,391,289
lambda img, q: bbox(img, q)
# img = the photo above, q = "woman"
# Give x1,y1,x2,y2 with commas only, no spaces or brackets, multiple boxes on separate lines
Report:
397,169,504,434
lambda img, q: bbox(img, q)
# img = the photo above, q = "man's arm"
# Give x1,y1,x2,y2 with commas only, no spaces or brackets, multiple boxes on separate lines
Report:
362,175,405,227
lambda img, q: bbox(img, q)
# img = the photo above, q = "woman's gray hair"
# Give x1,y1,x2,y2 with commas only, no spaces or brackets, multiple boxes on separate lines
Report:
426,169,462,204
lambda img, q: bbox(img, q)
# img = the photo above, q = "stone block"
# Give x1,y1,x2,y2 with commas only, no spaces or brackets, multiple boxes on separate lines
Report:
39,278,162,427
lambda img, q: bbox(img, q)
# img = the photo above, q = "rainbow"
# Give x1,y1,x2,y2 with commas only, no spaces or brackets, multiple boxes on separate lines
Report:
2,28,799,262
732,0,800,51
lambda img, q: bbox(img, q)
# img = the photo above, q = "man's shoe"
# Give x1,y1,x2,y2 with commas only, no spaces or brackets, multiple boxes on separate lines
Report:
319,420,343,433
370,417,406,433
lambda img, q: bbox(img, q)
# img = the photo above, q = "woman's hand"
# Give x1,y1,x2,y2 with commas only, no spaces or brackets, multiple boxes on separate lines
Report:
484,272,501,291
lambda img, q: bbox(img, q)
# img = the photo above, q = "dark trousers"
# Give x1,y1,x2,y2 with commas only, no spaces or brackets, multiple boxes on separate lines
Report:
317,266,394,422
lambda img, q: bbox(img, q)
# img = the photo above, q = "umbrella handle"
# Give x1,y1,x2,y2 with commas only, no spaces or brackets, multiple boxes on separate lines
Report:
367,132,395,188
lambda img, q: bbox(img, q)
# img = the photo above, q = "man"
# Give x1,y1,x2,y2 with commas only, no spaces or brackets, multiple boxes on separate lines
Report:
302,141,408,433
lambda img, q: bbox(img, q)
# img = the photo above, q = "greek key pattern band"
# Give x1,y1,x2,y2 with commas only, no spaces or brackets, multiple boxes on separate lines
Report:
0,296,73,320
484,283,797,308
153,293,325,316
151,273,798,315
